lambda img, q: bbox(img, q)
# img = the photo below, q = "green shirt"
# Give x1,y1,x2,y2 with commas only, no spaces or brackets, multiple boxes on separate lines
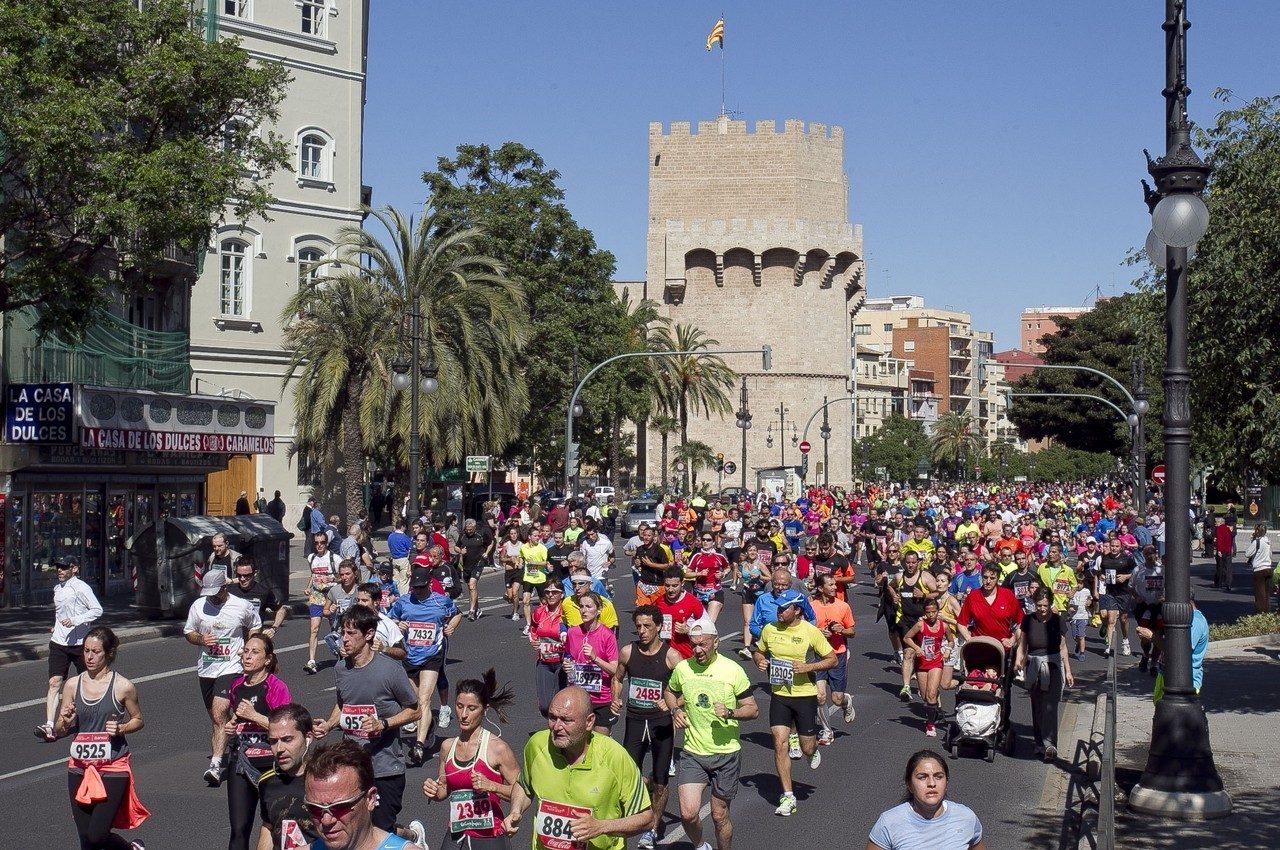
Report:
517,730,649,850
667,653,752,756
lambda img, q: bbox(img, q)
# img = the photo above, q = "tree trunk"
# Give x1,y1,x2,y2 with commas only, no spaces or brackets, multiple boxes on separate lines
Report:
608,412,622,490
660,432,669,494
679,395,690,494
341,374,364,526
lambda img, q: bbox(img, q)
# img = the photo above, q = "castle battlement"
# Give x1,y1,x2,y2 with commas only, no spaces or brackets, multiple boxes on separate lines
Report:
664,218,857,241
649,117,843,144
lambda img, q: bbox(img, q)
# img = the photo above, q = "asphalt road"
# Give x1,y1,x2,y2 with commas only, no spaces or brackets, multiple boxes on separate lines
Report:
3,549,1249,849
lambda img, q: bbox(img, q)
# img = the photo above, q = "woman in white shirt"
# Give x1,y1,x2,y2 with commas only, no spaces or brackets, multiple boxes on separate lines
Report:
35,557,103,741
1247,524,1274,615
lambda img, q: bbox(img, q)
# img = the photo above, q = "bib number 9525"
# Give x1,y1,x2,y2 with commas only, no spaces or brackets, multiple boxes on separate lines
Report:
70,732,111,762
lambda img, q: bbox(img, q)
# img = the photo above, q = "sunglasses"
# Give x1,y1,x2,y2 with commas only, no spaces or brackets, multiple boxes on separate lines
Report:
304,790,367,821
235,573,254,580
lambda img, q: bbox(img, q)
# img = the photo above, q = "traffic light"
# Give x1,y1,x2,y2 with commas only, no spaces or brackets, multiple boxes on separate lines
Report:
762,344,773,371
801,453,810,478
566,441,580,478
714,452,725,473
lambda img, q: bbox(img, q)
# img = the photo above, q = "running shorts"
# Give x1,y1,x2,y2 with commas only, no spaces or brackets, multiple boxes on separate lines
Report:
677,750,741,801
815,653,848,693
622,715,675,786
768,693,819,737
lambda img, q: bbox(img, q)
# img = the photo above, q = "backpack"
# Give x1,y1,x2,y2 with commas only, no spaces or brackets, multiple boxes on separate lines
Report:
296,507,309,533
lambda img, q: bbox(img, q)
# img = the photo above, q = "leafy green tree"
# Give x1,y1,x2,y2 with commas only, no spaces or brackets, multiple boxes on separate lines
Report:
862,415,931,483
422,142,623,481
1023,445,1119,483
1129,92,1280,487
1007,294,1159,457
930,412,979,476
0,0,289,338
591,288,660,489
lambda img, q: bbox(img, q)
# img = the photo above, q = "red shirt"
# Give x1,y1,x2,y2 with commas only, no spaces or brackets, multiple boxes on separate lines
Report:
958,586,1021,641
1214,524,1234,555
687,551,729,593
654,591,705,658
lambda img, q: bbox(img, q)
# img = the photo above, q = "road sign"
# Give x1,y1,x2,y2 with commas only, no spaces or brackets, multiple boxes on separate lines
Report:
1151,464,1166,485
723,461,737,475
799,440,811,455
465,455,490,473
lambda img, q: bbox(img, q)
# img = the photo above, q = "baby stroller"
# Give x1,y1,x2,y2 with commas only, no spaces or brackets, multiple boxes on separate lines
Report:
943,636,1013,762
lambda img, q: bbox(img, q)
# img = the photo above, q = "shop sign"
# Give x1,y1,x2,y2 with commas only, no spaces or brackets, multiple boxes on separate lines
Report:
80,427,274,454
4,383,74,444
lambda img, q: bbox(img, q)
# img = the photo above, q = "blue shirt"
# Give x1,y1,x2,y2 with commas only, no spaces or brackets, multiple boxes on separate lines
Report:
748,589,816,641
387,591,458,664
949,571,982,597
1191,607,1209,691
308,507,326,534
387,530,412,560
560,577,611,598
868,800,983,850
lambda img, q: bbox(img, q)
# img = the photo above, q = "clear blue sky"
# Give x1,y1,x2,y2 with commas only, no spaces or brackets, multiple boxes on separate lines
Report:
363,2,1280,349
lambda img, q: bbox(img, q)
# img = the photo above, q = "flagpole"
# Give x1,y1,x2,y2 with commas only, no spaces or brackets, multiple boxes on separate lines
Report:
720,13,726,116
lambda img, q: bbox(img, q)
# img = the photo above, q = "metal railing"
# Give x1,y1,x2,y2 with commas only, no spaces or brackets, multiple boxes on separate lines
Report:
1099,618,1118,850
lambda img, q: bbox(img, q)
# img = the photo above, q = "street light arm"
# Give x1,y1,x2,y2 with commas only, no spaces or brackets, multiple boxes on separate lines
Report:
1023,363,1139,410
1004,391,1129,423
801,396,857,443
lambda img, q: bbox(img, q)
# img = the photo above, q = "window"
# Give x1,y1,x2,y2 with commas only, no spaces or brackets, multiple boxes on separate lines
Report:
903,340,915,352
297,451,322,488
219,240,249,316
223,0,250,18
300,0,326,36
296,128,334,186
300,135,324,179
297,247,324,285
853,323,871,336
883,323,893,332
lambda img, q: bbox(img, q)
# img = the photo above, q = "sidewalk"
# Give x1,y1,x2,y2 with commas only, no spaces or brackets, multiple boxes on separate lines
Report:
1061,633,1280,850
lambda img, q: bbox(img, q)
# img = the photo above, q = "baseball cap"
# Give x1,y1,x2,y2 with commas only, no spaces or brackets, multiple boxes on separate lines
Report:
200,570,228,596
687,617,718,637
376,562,394,576
775,589,805,610
409,567,432,588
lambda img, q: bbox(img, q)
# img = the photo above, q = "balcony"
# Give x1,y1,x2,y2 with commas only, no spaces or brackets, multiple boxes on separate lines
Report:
6,310,192,395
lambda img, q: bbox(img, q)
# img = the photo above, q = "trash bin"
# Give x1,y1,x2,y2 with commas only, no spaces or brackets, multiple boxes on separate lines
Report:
223,514,294,607
126,516,244,615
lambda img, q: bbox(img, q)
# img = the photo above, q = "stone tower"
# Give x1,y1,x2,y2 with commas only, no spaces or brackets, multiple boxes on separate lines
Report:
644,115,865,490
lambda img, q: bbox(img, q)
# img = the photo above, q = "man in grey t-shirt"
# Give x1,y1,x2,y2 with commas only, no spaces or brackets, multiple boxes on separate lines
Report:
314,606,419,832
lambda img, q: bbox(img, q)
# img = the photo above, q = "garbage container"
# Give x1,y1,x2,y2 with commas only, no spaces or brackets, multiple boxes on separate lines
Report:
223,514,294,607
126,516,244,615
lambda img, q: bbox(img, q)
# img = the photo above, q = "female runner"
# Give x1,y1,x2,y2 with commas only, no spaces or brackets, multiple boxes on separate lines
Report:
561,593,619,733
528,583,567,717
224,634,292,850
902,600,946,737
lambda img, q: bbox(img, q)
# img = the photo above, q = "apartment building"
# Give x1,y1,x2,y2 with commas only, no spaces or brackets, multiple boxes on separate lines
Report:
1020,305,1089,355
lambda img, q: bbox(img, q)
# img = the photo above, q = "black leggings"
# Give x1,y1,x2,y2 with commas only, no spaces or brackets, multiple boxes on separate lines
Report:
227,767,260,850
67,772,133,850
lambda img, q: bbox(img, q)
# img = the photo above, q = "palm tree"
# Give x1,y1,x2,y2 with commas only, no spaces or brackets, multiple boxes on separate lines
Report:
651,414,678,494
673,440,716,492
598,288,660,489
930,411,979,478
648,321,736,492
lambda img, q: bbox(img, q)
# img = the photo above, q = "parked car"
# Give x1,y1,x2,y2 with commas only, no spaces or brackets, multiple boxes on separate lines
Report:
592,486,616,506
717,487,748,504
620,498,659,537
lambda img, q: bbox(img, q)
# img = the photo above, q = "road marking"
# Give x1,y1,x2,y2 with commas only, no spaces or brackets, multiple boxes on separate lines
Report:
0,757,67,782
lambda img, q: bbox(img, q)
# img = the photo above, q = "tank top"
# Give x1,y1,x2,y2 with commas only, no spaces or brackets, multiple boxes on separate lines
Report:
442,729,506,839
624,641,672,720
897,572,928,622
917,619,946,664
69,671,128,771
230,677,275,774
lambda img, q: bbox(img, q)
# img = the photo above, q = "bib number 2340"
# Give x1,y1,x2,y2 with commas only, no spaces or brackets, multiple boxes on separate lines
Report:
535,800,590,850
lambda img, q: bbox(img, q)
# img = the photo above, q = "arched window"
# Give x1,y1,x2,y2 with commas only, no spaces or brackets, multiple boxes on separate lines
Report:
297,247,324,285
300,134,325,179
300,0,327,36
219,240,249,317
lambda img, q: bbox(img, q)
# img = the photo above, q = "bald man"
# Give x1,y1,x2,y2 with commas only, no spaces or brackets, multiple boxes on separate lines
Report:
505,688,650,850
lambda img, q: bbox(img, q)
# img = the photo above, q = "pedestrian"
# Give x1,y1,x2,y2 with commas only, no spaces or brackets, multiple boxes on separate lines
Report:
867,750,985,850
369,484,386,530
236,491,252,516
266,490,287,524
54,625,149,850
209,533,242,577
255,489,268,514
1015,589,1074,761
36,556,103,743
1213,514,1235,590
1247,524,1273,614
306,498,327,553
303,741,426,850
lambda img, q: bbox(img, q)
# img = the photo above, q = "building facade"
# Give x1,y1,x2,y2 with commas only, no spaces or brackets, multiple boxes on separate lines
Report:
639,116,865,489
189,1,370,516
1020,305,1088,355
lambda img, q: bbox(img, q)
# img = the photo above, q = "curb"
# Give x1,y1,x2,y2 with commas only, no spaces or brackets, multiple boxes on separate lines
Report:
1206,631,1280,656
1085,693,1106,782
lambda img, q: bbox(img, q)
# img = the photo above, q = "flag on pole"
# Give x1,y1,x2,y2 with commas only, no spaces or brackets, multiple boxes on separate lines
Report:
705,18,724,51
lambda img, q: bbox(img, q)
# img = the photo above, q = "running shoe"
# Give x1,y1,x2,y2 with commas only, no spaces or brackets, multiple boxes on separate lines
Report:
34,722,54,742
510,612,521,622
637,829,656,849
403,722,417,734
1014,669,1025,684
474,608,483,620
203,763,224,787
774,794,797,817
1103,644,1113,658
129,841,146,850
788,733,801,759
466,610,477,622
817,728,834,747
898,685,911,702
808,749,821,770
1120,639,1132,657
438,706,453,728
408,819,428,848
737,647,752,660
408,741,426,767
842,697,856,724
1045,745,1058,761
925,723,937,737
895,650,904,664
303,660,318,675
522,625,531,637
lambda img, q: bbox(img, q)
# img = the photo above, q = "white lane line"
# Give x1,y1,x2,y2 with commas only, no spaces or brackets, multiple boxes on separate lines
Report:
658,802,711,845
0,757,67,782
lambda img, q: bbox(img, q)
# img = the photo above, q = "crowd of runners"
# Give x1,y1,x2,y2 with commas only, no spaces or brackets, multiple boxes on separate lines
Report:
36,477,1243,850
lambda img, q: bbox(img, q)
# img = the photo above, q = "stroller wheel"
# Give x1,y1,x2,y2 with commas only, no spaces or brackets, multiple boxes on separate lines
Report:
985,744,996,763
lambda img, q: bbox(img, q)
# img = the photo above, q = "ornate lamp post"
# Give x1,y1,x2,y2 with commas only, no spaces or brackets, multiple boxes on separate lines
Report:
734,377,751,491
391,307,438,522
1129,0,1229,819
819,395,832,487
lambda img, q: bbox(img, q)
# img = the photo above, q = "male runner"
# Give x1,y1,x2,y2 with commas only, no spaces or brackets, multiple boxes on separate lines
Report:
888,551,937,701
632,525,669,606
753,590,837,816
579,525,617,584
354,583,407,661
304,531,342,674
322,561,361,658
257,703,316,850
810,572,856,745
228,555,286,639
209,532,242,576
655,566,705,660
456,517,493,620
613,606,685,849
809,532,856,600
302,741,426,850
388,567,461,764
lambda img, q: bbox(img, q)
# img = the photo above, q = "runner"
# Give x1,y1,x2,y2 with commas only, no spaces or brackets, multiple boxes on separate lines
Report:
303,741,426,849
734,541,767,657
388,567,462,764
37,556,103,742
867,750,985,850
305,532,343,675
578,526,616,586
747,567,817,650
257,703,317,850
323,561,362,658
685,533,729,622
458,518,494,621
1097,538,1136,657
224,634,292,850
184,570,262,786
355,583,408,661
888,552,937,701
810,572,856,745
901,600,946,737
228,555,287,638
53,625,148,850
497,526,523,623
1131,544,1165,673
809,533,855,601
1036,542,1077,614
665,618,758,850
502,687,651,849
544,529,575,586
655,566,705,659
562,592,620,733
633,525,671,607
562,566,619,631
519,527,550,636
612,606,684,849
529,583,568,718
312,606,420,835
752,590,837,816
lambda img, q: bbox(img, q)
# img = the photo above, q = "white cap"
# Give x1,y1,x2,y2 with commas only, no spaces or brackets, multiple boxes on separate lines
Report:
687,617,718,638
199,570,227,597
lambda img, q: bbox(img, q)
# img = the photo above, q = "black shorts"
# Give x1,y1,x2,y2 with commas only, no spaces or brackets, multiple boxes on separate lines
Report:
896,615,921,638
404,654,446,677
522,581,547,594
199,674,236,711
768,693,819,737
1134,602,1164,628
622,714,675,785
463,564,485,583
47,642,85,680
504,569,522,587
590,704,619,729
372,773,405,831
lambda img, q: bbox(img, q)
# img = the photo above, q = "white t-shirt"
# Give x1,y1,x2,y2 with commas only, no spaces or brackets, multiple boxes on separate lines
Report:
376,612,404,649
1069,588,1093,621
579,536,615,580
722,519,743,546
51,576,102,647
184,594,261,678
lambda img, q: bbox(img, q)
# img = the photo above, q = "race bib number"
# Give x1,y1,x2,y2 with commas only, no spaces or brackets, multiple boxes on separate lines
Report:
659,614,673,640
311,563,333,583
406,621,439,648
69,732,111,763
537,638,564,663
1105,569,1117,587
449,789,495,833
921,636,939,661
339,704,376,739
768,658,795,687
379,589,392,611
202,636,232,660
1146,576,1164,593
535,800,590,850
627,677,664,711
280,819,308,850
1054,579,1072,596
236,721,271,759
525,565,545,583
569,662,603,695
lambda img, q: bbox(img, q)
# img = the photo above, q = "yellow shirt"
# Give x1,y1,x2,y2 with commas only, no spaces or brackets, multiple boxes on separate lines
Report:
901,538,935,567
1038,563,1077,611
755,620,834,698
562,595,619,630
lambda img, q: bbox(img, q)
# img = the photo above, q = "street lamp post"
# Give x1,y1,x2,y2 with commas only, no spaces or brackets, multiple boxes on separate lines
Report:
820,395,832,487
734,377,751,491
391,308,439,522
775,404,789,468
1130,0,1229,819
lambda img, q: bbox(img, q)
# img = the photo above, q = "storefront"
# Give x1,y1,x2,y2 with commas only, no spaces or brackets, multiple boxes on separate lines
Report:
1,384,274,607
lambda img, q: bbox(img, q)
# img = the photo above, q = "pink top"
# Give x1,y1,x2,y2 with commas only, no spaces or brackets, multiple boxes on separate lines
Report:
563,623,617,706
530,603,565,665
443,729,506,839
